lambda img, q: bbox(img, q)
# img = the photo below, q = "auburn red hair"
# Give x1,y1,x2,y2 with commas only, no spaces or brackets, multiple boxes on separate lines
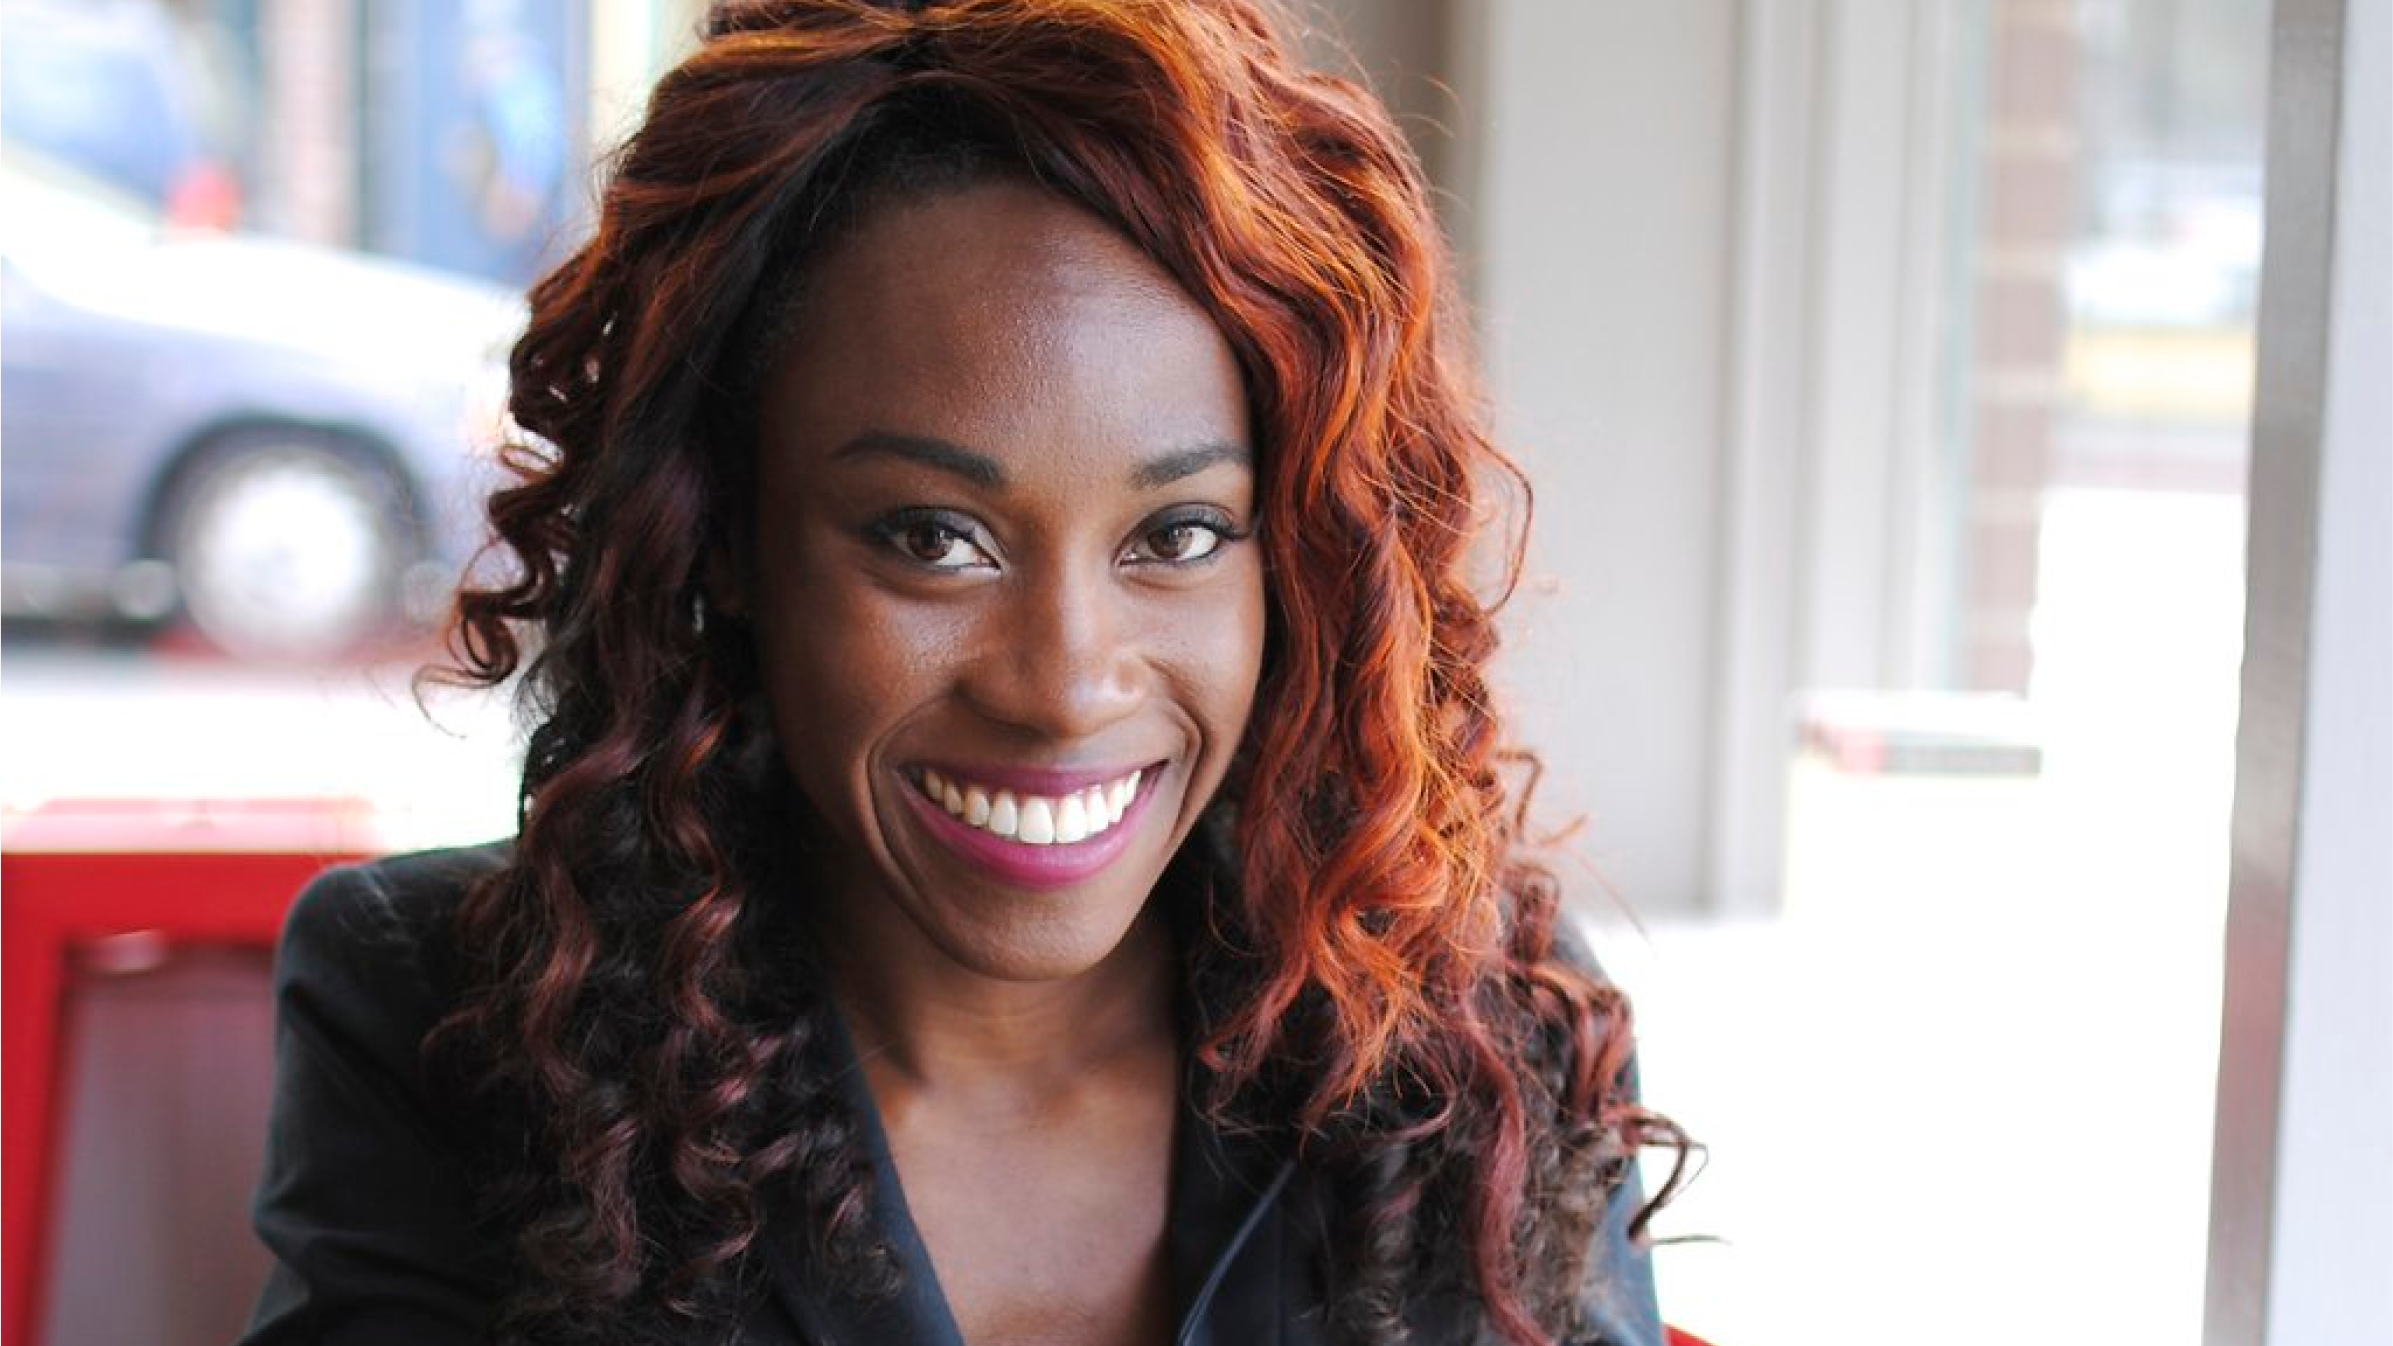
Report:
434,2,1682,1342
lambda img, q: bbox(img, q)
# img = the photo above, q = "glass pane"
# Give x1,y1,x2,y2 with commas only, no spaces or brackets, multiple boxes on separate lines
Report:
0,9,709,1338
1641,2,2265,1343
0,1,691,850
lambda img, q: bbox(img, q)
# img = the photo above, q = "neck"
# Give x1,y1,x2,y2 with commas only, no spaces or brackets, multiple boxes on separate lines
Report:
825,905,1178,1096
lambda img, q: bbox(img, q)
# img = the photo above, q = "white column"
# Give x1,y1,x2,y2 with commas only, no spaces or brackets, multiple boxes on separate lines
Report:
2206,0,2393,1340
258,0,358,245
586,0,705,159
1707,0,1968,911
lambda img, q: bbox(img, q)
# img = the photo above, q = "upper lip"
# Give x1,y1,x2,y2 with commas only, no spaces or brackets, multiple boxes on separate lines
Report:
912,760,1160,795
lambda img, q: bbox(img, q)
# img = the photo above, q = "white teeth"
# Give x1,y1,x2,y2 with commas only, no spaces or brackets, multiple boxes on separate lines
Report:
1055,793,1090,844
920,769,1146,845
1018,797,1057,845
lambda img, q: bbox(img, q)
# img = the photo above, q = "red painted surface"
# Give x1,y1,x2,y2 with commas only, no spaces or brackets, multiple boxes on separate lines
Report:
1,800,377,1346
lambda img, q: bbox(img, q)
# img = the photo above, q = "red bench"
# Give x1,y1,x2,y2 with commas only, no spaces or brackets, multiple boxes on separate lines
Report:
2,800,374,1346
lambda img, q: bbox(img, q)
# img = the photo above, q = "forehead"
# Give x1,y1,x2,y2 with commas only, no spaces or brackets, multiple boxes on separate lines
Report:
751,179,1248,481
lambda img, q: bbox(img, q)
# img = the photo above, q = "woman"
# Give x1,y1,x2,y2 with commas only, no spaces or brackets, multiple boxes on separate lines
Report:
242,2,1684,1343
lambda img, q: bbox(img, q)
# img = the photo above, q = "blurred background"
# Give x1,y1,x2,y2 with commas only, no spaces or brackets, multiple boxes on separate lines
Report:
1,2,2382,1345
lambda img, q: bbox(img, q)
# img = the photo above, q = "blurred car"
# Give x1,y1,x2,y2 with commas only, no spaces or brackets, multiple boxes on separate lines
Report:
0,0,245,229
1,144,521,660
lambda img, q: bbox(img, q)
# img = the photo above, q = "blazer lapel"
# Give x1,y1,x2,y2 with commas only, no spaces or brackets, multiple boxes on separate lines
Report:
754,1011,969,1346
1166,1092,1310,1346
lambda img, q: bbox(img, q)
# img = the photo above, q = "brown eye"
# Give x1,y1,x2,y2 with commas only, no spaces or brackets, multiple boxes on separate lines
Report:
1127,511,1238,565
1145,522,1219,562
904,521,964,562
871,512,994,570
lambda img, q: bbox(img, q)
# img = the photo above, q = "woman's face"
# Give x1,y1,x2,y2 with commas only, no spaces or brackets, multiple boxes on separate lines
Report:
735,179,1265,985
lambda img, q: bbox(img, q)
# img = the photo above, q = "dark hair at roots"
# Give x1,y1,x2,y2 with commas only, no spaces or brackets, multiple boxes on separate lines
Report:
426,2,1688,1342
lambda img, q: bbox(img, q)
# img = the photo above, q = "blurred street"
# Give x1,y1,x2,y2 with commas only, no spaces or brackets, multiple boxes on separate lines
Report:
0,638,523,851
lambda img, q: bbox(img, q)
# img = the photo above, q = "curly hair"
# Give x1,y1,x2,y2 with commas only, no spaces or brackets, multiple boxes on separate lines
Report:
429,1,1684,1342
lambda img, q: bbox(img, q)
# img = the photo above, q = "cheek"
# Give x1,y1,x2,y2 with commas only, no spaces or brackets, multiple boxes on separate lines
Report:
754,571,965,780
1174,561,1269,741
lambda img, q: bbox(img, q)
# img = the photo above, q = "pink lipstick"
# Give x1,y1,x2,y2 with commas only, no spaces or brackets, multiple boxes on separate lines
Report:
900,762,1162,890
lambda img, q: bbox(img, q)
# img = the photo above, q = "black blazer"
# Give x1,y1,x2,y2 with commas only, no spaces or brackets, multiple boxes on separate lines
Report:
239,846,1663,1345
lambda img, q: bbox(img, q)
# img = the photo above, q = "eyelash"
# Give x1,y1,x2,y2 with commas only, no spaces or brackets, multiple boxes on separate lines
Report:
864,507,1250,574
1127,507,1249,567
867,509,993,571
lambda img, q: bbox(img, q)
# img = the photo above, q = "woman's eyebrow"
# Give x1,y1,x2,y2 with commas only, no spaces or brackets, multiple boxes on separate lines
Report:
833,431,1251,492
833,430,1006,488
1130,441,1251,490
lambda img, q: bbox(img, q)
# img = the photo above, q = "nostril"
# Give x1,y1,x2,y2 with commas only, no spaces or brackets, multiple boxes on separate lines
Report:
964,627,1146,738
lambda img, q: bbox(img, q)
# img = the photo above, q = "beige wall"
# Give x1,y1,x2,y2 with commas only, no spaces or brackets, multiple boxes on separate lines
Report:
1468,3,1742,917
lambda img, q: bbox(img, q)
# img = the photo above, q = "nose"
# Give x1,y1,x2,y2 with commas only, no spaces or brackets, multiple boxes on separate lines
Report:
961,567,1145,741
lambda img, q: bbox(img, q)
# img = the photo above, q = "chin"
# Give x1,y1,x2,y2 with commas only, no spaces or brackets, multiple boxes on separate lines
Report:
926,899,1155,984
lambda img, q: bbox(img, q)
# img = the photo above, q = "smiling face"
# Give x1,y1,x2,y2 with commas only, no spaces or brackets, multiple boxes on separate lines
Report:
732,178,1265,987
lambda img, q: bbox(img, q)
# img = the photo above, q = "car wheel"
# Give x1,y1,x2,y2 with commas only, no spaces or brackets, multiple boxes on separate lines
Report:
162,430,419,661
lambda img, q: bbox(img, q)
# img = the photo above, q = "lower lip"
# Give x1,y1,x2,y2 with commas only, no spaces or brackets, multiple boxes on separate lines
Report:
901,771,1162,891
